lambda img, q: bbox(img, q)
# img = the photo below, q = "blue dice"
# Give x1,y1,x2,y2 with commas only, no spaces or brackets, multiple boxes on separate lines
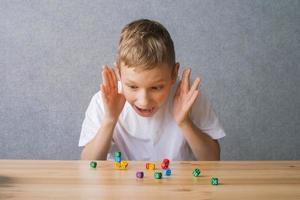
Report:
164,168,171,176
114,156,121,163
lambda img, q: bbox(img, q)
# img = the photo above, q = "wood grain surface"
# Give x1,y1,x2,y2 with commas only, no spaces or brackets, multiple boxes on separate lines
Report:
0,160,299,199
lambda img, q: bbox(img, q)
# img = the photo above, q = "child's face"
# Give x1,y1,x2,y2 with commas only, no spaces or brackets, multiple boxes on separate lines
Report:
119,63,178,117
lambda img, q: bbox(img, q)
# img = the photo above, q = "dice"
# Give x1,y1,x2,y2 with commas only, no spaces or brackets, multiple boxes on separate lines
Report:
114,151,121,158
136,171,144,178
211,177,219,185
161,159,170,169
164,168,171,176
114,162,121,169
154,171,162,179
146,163,156,170
114,151,122,162
161,162,168,169
89,161,97,168
114,151,128,170
120,161,128,169
115,156,121,163
192,168,201,177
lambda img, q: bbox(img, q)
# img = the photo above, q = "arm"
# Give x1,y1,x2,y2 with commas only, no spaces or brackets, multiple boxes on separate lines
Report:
172,67,221,161
80,65,125,160
80,119,117,160
179,119,220,160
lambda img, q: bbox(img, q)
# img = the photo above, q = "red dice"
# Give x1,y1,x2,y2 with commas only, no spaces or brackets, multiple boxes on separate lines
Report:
161,159,170,169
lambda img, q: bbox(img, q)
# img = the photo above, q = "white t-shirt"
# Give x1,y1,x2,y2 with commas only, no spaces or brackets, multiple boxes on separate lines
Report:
79,81,225,161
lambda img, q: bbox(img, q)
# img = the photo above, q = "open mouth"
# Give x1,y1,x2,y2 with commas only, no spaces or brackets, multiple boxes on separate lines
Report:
134,105,155,116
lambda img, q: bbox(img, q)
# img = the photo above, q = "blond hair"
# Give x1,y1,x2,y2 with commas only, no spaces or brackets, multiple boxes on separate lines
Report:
116,19,175,70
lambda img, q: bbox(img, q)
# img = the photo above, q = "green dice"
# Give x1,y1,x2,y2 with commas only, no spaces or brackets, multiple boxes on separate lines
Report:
114,151,121,158
211,177,219,185
192,168,201,177
90,161,97,168
154,171,162,179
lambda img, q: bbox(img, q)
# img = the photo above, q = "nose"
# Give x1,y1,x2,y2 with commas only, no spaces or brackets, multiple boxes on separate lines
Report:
137,90,151,107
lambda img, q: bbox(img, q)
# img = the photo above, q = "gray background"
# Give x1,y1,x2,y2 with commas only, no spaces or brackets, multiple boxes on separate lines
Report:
1,0,299,160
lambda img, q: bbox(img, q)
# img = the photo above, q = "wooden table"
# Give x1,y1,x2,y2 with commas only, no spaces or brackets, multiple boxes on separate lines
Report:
0,160,299,199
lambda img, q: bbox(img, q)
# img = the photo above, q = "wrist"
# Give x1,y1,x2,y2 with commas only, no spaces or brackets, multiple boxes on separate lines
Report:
178,118,193,129
102,116,118,125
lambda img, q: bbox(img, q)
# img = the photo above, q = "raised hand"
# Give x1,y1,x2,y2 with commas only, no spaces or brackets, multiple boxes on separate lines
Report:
172,68,201,126
100,64,126,122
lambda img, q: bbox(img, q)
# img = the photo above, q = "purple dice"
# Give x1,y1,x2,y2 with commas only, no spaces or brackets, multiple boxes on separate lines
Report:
136,171,144,178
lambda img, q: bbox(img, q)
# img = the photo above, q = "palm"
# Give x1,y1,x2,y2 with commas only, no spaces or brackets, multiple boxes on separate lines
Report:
102,90,125,119
101,65,126,121
172,68,201,125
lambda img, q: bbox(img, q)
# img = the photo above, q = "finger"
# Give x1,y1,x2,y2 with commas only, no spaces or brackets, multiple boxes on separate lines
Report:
113,67,121,81
109,66,118,90
102,65,109,87
100,84,110,103
100,84,107,95
186,90,199,109
187,77,201,97
181,68,191,94
105,65,114,90
174,80,182,97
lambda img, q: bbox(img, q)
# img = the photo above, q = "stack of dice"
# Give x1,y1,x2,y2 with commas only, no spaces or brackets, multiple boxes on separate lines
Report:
114,151,128,170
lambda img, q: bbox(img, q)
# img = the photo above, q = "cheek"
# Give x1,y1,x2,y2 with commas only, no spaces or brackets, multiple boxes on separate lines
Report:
122,88,135,102
154,88,171,103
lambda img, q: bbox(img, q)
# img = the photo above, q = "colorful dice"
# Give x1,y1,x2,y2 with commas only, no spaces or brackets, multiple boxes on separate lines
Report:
192,168,201,177
114,151,128,170
114,151,122,162
114,151,121,157
136,171,144,178
120,161,128,169
154,171,162,179
90,161,97,168
114,162,121,169
211,177,219,185
146,163,156,170
164,168,172,176
115,156,121,163
161,159,170,169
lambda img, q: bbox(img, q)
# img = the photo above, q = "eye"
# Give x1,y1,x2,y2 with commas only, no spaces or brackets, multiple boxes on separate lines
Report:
151,85,164,91
129,85,138,89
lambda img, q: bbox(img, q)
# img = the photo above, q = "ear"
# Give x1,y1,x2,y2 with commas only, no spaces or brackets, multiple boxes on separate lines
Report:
172,62,180,83
113,62,121,81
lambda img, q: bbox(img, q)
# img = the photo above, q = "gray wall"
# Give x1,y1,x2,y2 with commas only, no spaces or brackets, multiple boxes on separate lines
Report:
1,0,299,160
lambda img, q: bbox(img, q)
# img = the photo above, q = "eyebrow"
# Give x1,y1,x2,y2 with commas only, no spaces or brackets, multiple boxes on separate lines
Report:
125,79,166,84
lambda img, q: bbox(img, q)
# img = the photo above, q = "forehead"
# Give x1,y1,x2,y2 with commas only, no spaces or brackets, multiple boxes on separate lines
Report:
120,64,173,83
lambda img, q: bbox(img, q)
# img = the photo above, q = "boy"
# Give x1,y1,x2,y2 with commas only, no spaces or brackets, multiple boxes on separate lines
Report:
79,19,225,161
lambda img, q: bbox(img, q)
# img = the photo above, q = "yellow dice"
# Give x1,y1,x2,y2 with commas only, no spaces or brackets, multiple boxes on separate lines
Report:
120,160,128,168
114,162,121,169
115,160,128,169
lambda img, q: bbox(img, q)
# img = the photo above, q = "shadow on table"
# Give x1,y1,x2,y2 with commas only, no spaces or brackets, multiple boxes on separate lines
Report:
0,176,15,188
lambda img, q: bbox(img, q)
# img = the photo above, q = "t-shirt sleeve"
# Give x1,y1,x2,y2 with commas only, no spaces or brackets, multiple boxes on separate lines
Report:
78,92,104,147
190,91,226,140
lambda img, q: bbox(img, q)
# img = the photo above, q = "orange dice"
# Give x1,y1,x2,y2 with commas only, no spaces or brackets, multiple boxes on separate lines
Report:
146,163,156,170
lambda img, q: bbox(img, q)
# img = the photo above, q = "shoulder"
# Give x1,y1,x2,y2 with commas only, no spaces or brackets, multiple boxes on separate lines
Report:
90,90,105,106
84,90,105,117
